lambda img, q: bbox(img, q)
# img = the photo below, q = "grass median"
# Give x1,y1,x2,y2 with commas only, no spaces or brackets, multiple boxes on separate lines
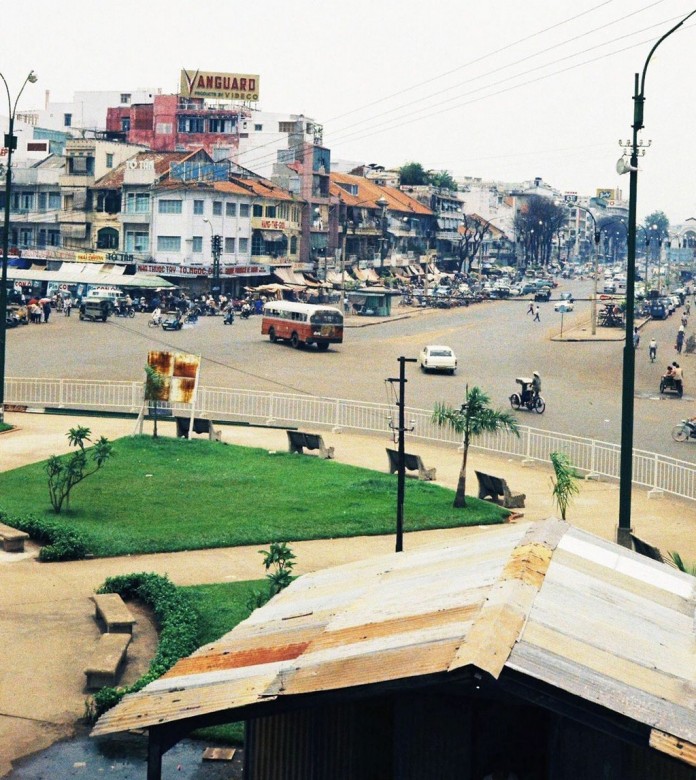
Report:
0,435,508,558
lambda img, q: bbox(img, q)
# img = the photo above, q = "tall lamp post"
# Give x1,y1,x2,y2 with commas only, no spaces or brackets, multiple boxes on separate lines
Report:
0,69,37,425
564,198,601,334
202,218,221,296
616,10,695,546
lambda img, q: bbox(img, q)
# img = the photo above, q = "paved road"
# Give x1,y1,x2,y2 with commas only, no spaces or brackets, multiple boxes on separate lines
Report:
6,283,695,459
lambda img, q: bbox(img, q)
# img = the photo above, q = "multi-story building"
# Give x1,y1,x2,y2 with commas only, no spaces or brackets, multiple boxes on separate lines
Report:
329,172,434,268
398,184,465,265
1,155,64,257
105,94,318,180
58,138,145,250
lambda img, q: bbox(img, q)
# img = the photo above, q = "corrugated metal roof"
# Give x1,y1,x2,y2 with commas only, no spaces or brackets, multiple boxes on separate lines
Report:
92,520,696,765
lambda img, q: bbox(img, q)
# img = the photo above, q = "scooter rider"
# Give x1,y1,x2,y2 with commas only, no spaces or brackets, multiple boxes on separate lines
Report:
649,338,657,362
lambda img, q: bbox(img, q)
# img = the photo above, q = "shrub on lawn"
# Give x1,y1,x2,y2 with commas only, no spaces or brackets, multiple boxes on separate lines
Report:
0,510,88,561
88,572,200,720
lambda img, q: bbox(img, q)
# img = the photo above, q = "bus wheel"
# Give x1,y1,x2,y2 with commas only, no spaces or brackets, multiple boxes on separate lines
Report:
316,342,329,351
290,333,301,349
269,327,277,343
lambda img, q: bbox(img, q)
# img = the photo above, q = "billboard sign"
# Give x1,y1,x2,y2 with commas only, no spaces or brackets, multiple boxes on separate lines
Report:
180,69,260,101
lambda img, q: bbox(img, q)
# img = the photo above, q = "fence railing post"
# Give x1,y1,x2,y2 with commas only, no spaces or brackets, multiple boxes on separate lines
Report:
647,452,664,499
586,439,599,480
522,426,533,465
266,393,276,425
332,399,342,433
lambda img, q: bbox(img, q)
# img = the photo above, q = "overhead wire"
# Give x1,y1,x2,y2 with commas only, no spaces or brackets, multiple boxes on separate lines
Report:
233,1,623,170
236,1,672,174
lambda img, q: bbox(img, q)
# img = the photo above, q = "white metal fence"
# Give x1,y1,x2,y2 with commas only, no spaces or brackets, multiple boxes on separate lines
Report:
6,376,696,502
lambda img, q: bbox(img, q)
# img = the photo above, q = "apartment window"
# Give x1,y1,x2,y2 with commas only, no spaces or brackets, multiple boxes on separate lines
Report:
177,116,205,133
213,201,222,216
158,199,182,214
225,202,236,217
192,236,203,253
121,117,131,132
265,205,276,218
224,237,235,253
209,117,234,133
193,200,204,215
69,156,93,174
64,113,72,127
238,237,248,253
126,192,150,213
157,235,181,252
20,193,34,211
290,236,297,254
239,204,250,217
125,231,149,252
19,228,32,247
279,121,295,133
156,122,172,134
38,192,47,211
106,153,114,169
120,93,131,104
48,192,61,210
48,229,60,247
251,232,264,255
252,204,263,217
38,229,46,248
254,124,263,131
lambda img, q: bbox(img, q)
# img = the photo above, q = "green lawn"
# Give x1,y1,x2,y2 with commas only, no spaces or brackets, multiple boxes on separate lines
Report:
0,435,508,558
0,423,12,434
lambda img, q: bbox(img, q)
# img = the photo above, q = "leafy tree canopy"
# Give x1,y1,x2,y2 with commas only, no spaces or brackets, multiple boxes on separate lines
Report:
398,162,457,191
642,210,669,239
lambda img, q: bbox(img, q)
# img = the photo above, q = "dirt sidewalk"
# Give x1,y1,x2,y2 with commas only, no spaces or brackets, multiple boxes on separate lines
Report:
1,411,693,776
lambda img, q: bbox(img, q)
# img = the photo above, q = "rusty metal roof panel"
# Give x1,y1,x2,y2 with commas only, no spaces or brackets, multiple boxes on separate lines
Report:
93,519,696,762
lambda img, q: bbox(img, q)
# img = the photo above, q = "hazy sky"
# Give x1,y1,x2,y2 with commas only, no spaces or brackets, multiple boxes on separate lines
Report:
5,0,696,223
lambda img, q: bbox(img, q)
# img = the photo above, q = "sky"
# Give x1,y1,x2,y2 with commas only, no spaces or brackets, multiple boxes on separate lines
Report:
4,0,696,223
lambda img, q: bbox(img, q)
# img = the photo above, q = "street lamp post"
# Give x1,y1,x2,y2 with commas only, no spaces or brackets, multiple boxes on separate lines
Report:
564,199,600,334
202,218,221,296
616,10,695,546
0,69,37,425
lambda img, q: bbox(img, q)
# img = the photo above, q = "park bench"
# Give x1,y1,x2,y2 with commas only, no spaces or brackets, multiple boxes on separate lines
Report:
175,416,222,442
93,593,136,634
84,633,131,689
475,470,525,509
386,448,436,481
286,430,335,459
0,521,29,553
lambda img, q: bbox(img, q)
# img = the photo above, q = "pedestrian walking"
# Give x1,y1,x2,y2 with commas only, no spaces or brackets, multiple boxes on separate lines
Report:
63,296,72,317
533,305,540,322
527,301,534,315
676,329,685,354
632,327,640,350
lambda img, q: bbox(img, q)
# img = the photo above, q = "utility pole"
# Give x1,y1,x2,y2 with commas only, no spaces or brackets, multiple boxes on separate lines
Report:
211,233,221,295
387,356,417,552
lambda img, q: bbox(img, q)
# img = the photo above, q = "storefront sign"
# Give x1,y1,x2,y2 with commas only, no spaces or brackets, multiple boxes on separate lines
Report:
137,263,209,277
221,265,270,276
76,252,106,264
106,252,135,264
252,218,288,231
180,69,260,101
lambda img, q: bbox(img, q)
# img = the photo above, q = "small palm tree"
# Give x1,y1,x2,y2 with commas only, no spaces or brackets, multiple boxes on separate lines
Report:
669,551,696,576
432,386,519,508
550,451,580,521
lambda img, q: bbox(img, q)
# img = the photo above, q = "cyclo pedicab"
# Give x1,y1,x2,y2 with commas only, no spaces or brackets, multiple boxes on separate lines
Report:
509,377,546,414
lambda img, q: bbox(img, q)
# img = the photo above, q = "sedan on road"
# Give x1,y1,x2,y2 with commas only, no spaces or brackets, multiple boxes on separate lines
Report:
554,301,574,313
419,345,458,375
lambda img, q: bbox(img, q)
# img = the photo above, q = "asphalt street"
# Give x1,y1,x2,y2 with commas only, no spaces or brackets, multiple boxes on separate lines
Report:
6,281,695,459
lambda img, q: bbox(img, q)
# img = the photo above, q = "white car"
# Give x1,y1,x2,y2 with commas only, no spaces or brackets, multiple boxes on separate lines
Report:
554,301,574,313
419,345,457,375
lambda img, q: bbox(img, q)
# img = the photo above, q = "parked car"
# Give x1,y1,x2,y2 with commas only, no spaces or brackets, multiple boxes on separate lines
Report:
522,282,537,295
554,301,574,312
419,345,457,375
534,287,551,302
559,292,574,302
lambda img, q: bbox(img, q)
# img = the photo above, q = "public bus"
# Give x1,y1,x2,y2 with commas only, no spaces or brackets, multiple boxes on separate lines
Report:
261,300,343,350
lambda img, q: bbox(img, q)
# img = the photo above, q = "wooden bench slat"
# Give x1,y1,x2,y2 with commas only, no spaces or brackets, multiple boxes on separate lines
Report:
475,470,525,509
286,430,334,459
386,448,436,481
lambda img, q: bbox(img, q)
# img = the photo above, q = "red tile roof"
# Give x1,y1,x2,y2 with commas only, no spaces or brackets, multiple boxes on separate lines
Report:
95,150,205,189
330,172,433,216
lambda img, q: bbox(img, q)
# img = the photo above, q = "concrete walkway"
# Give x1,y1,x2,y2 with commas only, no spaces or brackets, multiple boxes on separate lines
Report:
0,411,693,776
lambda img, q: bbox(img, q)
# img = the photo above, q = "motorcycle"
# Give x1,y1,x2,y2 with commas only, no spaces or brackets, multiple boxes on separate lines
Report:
115,304,135,318
239,304,252,320
671,419,696,442
223,310,235,325
148,312,163,328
